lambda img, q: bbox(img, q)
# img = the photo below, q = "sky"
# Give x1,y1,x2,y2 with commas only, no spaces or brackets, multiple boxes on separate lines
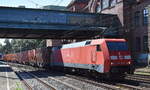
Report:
0,0,72,8
0,0,72,45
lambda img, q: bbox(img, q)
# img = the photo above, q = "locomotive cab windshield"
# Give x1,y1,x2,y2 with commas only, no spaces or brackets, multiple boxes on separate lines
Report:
106,41,132,66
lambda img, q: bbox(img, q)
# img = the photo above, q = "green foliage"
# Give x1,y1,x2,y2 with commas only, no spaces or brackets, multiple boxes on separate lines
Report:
0,39,46,54
15,82,23,90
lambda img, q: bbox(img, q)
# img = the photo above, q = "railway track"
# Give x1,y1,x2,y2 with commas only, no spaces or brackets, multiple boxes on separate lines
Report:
9,62,118,90
24,71,56,90
7,62,149,90
34,70,143,90
11,65,82,90
65,74,120,90
65,74,145,90
32,70,107,90
12,63,118,90
126,74,150,83
116,83,144,90
15,71,33,90
12,67,56,90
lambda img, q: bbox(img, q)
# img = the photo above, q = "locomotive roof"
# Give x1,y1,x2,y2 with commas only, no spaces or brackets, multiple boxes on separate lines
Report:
61,39,126,49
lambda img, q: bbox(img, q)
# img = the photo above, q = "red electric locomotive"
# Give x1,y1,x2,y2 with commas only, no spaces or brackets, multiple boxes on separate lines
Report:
51,39,134,76
3,39,134,77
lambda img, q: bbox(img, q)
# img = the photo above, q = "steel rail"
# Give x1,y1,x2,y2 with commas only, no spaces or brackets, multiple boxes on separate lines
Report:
65,74,120,90
15,71,33,90
23,70,56,90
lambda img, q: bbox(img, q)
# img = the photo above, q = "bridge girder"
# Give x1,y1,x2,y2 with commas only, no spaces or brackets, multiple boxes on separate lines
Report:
0,7,121,39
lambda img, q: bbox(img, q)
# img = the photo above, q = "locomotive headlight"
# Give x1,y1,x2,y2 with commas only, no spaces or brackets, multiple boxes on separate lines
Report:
111,62,114,65
128,61,131,64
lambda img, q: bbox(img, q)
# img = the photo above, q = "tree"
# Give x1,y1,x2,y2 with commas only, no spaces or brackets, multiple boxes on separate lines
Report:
3,39,12,54
0,43,3,53
0,39,46,54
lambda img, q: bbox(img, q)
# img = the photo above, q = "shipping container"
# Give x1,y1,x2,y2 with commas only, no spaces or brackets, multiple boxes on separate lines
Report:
28,50,36,66
21,51,29,64
35,47,51,67
3,54,17,62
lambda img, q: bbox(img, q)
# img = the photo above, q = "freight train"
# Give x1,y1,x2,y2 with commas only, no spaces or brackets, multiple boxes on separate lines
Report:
3,39,134,77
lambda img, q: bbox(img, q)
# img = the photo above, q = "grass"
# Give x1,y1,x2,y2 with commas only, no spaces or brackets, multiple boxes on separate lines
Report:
16,82,23,90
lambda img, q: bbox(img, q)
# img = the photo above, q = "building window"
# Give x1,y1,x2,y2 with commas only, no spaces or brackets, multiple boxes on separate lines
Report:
96,0,101,12
135,37,141,52
110,0,116,7
143,8,149,25
102,0,109,9
134,11,140,27
143,36,148,52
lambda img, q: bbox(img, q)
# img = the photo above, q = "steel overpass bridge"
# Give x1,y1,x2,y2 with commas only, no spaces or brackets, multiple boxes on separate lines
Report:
0,7,122,39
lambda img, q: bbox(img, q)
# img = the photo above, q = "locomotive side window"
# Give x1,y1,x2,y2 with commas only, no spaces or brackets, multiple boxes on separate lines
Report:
96,45,101,51
85,41,91,45
107,42,128,51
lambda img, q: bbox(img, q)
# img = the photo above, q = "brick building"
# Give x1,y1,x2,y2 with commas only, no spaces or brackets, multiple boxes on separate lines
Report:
67,0,150,59
67,0,89,12
130,0,150,58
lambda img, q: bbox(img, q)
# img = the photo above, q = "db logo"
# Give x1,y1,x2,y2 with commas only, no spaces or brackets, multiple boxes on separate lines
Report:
119,55,123,59
118,52,123,59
